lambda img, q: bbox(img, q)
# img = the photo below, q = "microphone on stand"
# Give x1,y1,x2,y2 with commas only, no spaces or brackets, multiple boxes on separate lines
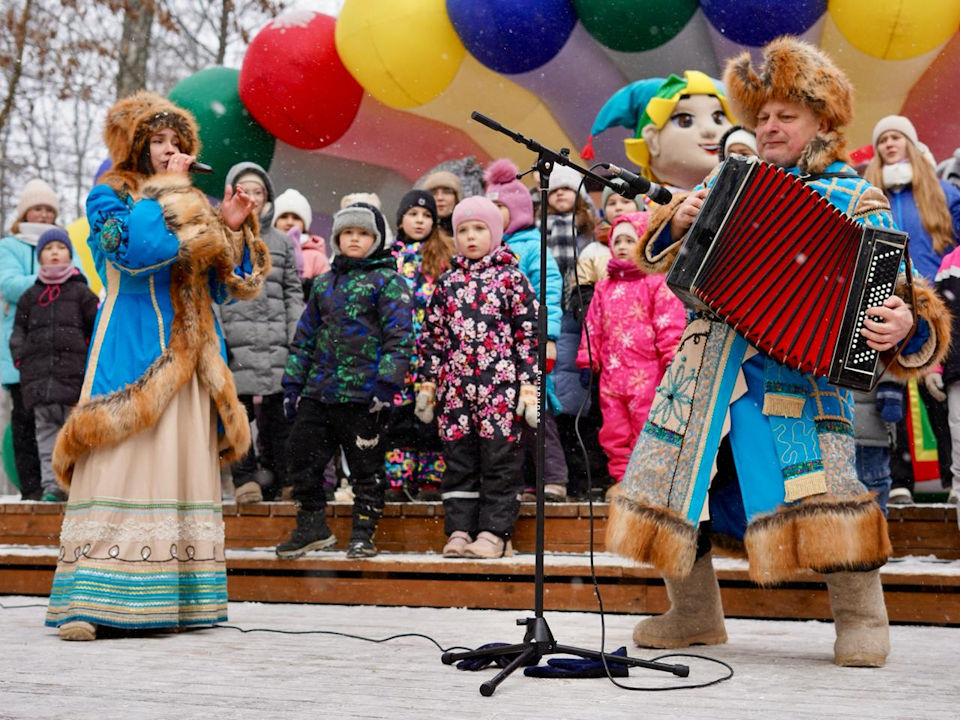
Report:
602,162,672,204
189,161,214,175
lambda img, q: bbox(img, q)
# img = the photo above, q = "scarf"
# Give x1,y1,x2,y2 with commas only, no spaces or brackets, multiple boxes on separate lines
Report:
541,213,582,312
882,161,913,189
39,262,75,285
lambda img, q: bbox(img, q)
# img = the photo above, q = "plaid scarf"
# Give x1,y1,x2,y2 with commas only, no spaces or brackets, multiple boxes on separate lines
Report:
540,213,583,312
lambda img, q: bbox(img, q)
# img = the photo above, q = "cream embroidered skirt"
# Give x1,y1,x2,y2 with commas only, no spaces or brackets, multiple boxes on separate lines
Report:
45,375,227,630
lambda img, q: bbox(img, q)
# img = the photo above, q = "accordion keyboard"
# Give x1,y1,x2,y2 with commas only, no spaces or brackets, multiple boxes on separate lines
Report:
845,247,902,375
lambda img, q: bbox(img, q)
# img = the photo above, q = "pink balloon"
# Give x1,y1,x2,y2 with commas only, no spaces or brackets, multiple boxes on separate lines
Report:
239,12,363,150
905,34,960,161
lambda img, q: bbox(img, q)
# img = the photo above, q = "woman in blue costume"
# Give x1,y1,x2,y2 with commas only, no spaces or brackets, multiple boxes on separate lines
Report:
606,38,951,668
45,91,270,641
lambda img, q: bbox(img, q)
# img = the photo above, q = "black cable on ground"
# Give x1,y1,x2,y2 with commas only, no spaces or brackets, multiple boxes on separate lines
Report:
570,169,734,690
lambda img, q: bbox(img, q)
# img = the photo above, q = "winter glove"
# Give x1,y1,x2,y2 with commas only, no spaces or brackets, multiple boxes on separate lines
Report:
516,384,538,428
283,390,300,421
523,647,629,679
578,368,593,389
414,382,436,425
875,381,904,423
924,371,947,403
545,341,557,374
456,643,524,671
369,383,394,414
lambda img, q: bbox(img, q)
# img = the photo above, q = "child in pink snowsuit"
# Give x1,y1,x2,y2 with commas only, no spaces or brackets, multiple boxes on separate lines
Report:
576,212,686,482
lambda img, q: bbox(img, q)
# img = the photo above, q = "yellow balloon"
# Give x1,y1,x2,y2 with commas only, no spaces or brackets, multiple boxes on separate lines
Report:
66,217,102,296
335,0,466,109
828,0,960,60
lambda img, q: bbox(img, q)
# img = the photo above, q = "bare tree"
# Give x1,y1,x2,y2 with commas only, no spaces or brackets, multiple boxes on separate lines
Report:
116,0,156,97
0,0,34,139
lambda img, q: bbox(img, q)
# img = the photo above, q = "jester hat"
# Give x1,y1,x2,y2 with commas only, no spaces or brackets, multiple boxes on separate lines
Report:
582,71,734,176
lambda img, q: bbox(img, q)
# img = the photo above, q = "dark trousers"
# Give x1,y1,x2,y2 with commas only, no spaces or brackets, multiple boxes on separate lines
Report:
287,399,387,540
520,411,568,488
891,383,952,491
232,394,293,499
442,434,521,539
9,384,41,498
555,386,610,497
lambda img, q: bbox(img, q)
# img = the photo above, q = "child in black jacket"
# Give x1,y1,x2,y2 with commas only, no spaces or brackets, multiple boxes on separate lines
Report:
277,203,414,559
10,228,98,501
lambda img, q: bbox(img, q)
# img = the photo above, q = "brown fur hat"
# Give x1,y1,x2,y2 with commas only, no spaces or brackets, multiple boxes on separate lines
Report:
723,36,854,131
723,37,855,173
104,91,201,172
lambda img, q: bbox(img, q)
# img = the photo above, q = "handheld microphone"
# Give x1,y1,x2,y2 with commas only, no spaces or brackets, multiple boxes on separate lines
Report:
189,161,214,175
602,163,672,205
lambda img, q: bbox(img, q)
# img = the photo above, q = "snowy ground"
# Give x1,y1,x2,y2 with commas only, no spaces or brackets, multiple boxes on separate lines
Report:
0,598,956,720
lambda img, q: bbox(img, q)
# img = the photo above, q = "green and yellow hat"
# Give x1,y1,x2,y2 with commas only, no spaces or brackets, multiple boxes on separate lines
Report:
582,71,735,176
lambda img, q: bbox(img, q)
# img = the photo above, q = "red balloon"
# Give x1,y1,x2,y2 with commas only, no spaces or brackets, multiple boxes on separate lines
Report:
239,11,363,150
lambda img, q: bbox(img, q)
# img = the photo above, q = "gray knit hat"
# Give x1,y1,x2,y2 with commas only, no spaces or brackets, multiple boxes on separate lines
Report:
331,202,387,258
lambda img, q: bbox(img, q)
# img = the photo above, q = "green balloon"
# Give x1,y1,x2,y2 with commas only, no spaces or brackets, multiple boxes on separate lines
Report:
169,67,276,198
3,424,19,491
573,0,698,52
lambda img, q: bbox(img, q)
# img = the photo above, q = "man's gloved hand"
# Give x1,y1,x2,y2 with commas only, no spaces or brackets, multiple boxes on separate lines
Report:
924,371,947,403
369,384,394,414
515,384,538,428
414,382,437,424
283,390,300,421
523,647,629,679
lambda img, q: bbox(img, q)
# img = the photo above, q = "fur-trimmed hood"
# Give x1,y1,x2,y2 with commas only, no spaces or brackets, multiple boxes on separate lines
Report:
103,91,200,174
723,36,855,174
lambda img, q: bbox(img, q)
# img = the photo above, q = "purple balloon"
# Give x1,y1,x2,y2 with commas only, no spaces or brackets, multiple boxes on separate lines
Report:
94,157,112,184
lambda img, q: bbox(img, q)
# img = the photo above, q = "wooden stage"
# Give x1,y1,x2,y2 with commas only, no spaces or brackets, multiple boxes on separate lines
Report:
1,499,958,625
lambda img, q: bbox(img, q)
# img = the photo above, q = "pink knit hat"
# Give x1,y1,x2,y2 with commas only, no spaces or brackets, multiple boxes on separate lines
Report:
610,212,649,242
484,158,533,235
452,196,504,255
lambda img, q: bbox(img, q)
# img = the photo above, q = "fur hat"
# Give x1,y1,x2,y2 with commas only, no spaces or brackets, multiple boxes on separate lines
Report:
723,37,854,172
610,212,649,242
36,227,73,258
548,164,588,198
331,202,387,258
103,90,200,172
485,159,533,235
421,171,462,201
452,196,503,256
274,189,313,230
340,192,382,210
396,189,437,228
16,179,59,222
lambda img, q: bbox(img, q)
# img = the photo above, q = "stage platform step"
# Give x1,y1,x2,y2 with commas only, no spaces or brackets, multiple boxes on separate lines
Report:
1,499,958,558
2,545,957,626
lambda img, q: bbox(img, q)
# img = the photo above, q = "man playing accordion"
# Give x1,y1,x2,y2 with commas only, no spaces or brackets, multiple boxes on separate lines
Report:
605,37,951,667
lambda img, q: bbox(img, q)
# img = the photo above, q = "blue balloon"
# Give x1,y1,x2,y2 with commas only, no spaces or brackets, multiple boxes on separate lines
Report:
701,0,826,47
447,0,577,74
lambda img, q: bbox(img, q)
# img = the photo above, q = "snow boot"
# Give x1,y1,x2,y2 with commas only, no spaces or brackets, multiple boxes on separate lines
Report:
825,568,890,667
632,552,728,649
276,510,337,558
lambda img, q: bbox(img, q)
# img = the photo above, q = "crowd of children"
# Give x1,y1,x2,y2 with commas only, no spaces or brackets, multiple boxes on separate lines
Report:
6,113,960,557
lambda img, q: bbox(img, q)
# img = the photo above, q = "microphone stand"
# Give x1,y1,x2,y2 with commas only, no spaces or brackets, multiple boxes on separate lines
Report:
440,113,689,696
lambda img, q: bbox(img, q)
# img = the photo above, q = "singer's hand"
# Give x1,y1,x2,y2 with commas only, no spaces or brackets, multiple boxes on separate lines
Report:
221,184,255,231
166,153,195,176
671,188,708,240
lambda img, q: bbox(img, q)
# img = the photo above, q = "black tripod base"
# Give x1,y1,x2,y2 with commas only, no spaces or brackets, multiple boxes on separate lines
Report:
442,617,689,696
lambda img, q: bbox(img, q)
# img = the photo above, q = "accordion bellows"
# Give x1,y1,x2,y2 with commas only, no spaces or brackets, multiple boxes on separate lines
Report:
667,157,910,392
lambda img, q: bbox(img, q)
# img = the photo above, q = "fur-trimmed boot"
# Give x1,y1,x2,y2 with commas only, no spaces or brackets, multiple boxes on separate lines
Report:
633,552,728,649
824,569,889,667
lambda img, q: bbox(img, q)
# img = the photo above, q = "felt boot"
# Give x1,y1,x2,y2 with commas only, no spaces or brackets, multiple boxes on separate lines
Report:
825,568,890,667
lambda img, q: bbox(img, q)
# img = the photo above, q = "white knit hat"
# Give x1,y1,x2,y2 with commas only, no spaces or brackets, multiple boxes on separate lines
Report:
340,192,382,210
273,189,312,230
16,179,59,222
547,163,588,197
872,115,937,167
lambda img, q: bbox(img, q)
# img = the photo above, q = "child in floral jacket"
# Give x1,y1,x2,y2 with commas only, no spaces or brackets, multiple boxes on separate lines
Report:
278,203,413,559
576,212,685,486
415,196,539,559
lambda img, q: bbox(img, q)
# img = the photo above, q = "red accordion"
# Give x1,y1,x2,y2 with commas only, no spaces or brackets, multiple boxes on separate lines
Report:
666,156,913,392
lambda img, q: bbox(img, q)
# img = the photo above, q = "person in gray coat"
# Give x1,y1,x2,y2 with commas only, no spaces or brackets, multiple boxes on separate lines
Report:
853,378,904,516
221,162,304,502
